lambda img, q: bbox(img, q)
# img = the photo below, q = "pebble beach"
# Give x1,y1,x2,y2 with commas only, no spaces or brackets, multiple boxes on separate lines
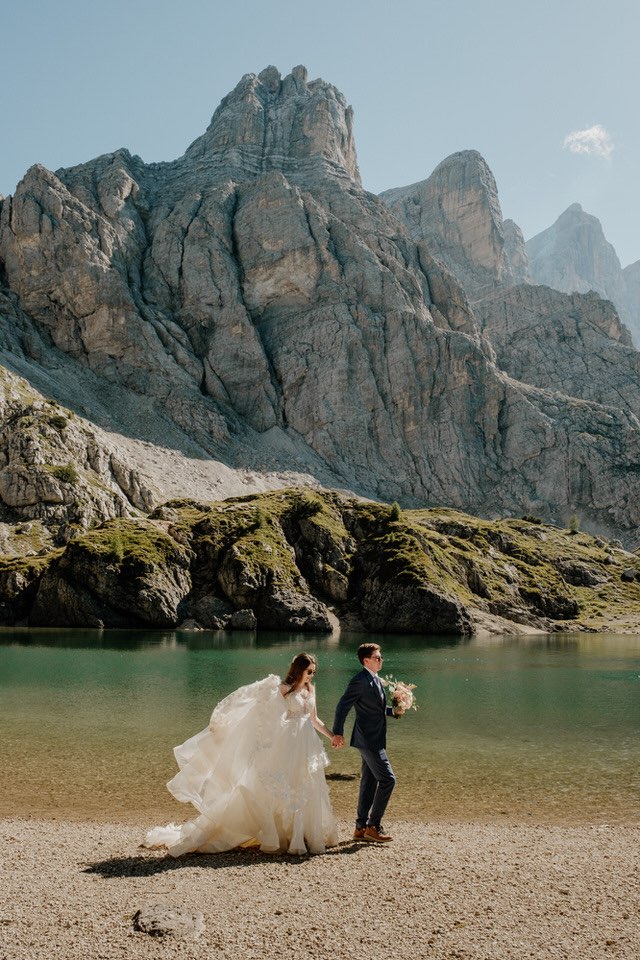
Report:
1,817,638,960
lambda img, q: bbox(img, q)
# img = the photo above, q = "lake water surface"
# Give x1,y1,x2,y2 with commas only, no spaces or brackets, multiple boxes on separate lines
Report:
1,629,638,825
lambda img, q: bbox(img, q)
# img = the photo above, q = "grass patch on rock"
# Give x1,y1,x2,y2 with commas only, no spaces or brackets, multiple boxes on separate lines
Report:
46,463,79,484
67,518,188,574
2,486,640,634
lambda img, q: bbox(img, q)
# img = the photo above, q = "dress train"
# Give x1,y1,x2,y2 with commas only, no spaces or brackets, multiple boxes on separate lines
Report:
144,674,338,856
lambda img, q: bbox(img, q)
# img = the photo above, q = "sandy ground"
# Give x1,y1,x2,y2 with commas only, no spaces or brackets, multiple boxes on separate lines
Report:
0,817,638,960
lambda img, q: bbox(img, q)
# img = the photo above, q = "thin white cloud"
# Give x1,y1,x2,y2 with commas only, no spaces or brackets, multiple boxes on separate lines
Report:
563,124,614,159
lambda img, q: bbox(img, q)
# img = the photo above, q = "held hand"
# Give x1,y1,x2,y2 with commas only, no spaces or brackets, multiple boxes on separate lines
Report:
331,734,345,749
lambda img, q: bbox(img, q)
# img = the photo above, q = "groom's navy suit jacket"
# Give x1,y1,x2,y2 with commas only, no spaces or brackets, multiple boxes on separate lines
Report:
333,669,394,751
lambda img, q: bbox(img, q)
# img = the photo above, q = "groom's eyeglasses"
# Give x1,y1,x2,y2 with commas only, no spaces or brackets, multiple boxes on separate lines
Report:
369,655,383,661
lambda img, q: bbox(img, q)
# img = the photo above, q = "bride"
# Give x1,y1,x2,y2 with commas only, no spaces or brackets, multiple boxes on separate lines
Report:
144,653,339,856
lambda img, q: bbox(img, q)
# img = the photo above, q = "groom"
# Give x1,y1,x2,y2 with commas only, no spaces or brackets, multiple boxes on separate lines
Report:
331,643,403,843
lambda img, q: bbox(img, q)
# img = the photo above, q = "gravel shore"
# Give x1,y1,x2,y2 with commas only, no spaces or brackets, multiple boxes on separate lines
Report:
1,817,638,960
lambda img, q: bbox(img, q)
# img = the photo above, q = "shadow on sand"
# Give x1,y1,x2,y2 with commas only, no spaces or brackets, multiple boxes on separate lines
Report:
84,838,374,878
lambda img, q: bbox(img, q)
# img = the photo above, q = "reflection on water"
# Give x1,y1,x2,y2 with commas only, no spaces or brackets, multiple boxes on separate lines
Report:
0,626,470,652
1,628,638,825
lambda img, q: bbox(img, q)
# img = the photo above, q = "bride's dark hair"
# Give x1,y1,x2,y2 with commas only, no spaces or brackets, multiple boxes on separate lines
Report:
282,652,317,694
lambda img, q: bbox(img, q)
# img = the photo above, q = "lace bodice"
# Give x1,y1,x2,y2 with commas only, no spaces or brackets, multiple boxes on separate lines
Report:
283,685,315,719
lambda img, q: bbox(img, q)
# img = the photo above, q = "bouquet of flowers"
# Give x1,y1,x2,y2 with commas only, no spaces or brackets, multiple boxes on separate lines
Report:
380,675,418,713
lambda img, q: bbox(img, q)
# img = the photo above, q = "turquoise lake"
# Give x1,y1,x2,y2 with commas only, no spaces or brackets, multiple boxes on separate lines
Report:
1,629,638,825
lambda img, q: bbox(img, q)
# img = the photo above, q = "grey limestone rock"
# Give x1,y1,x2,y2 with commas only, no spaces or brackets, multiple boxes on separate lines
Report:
229,608,257,630
0,366,154,537
4,488,640,633
256,587,331,631
526,204,639,343
473,285,640,417
381,151,640,540
0,68,640,544
30,519,191,627
553,560,608,588
622,259,640,342
0,562,43,624
359,576,473,636
416,246,481,339
132,903,205,940
502,218,530,283
188,592,234,628
216,529,332,632
183,64,360,184
381,150,522,298
281,502,356,604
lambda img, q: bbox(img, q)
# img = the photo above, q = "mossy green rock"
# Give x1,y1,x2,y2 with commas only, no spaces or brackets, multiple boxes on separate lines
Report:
0,553,56,624
347,507,472,634
30,519,191,627
183,494,336,631
3,490,640,634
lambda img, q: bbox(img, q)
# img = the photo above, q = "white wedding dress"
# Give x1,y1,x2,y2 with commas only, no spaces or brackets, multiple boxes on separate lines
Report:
144,675,338,856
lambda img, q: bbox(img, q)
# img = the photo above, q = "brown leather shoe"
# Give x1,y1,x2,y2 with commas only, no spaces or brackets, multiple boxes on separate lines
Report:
363,826,392,843
353,828,366,840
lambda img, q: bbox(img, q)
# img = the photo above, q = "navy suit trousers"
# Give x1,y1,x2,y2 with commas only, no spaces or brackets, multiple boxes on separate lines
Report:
356,746,396,829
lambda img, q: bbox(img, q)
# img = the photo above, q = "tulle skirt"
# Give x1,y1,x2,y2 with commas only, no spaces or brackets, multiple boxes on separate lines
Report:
144,675,338,856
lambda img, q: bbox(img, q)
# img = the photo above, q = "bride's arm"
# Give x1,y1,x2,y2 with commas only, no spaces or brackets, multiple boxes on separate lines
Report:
310,700,334,741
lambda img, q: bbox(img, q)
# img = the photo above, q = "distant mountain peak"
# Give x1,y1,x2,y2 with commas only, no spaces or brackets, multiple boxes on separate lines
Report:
526,202,640,342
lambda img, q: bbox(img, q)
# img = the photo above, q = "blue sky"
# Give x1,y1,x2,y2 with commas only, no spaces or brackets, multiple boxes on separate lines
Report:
2,0,638,265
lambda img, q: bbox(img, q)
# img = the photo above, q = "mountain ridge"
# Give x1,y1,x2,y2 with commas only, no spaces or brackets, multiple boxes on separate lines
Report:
1,65,640,557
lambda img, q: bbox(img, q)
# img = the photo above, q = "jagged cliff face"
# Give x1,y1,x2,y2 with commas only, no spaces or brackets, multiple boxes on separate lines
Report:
502,219,529,284
380,151,529,298
474,286,640,415
0,360,153,551
526,204,640,344
1,67,640,543
623,260,640,336
380,150,640,540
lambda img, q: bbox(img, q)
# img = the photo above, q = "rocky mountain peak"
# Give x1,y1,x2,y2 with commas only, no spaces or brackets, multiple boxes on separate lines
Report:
183,65,360,185
381,150,522,297
526,203,621,291
526,203,638,341
3,66,640,548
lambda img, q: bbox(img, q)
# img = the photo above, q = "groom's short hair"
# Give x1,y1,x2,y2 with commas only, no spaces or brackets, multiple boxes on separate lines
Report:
358,643,381,664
